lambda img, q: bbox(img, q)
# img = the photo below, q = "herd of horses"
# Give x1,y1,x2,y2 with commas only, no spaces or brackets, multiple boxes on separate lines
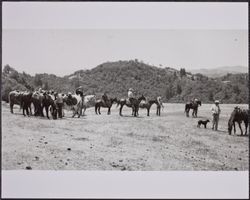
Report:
8,90,163,119
7,90,249,136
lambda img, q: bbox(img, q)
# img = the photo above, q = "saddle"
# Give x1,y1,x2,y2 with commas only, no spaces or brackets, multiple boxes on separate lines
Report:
102,99,111,107
66,96,77,106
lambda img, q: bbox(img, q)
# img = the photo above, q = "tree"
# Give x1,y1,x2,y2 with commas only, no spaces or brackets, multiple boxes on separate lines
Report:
165,84,173,100
43,82,49,90
176,84,182,94
34,74,43,87
233,85,240,95
3,64,12,74
208,91,214,102
180,68,186,78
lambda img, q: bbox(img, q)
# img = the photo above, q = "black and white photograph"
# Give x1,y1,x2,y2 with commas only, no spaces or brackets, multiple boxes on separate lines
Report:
1,1,249,199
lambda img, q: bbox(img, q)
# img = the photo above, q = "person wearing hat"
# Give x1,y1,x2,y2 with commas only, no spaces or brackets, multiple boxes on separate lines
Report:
76,86,84,97
128,88,135,103
102,91,109,105
211,100,221,131
54,92,64,118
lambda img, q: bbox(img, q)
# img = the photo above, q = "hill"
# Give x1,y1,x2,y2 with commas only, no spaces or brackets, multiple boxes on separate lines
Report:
189,66,248,78
1,60,249,103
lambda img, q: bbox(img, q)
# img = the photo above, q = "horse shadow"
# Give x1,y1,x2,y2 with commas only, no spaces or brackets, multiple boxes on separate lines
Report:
235,134,249,137
120,115,144,119
215,130,228,134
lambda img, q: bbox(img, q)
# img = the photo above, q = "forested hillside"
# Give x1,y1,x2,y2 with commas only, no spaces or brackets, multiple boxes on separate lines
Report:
1,60,248,103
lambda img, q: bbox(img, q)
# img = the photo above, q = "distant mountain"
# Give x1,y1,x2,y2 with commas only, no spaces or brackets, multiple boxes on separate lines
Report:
189,66,248,77
1,61,248,104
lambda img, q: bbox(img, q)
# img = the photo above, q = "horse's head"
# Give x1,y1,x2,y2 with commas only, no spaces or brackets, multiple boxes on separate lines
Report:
111,97,118,104
138,95,146,101
198,100,202,106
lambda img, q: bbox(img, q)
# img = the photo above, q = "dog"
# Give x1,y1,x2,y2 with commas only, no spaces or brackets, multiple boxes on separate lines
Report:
197,119,210,128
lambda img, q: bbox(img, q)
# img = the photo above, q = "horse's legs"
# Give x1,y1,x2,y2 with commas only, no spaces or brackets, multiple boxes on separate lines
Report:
25,105,30,116
193,109,197,117
186,108,189,117
95,105,98,115
134,106,138,117
82,107,86,116
244,120,248,135
98,106,101,115
233,122,236,134
72,109,76,118
29,104,32,115
45,106,50,119
10,103,14,114
107,107,110,115
78,108,82,118
147,108,150,116
157,106,161,116
238,122,243,135
41,105,45,117
22,104,26,116
119,104,124,116
192,109,195,117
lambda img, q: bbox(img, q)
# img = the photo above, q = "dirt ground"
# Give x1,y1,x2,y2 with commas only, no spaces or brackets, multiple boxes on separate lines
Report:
1,101,249,171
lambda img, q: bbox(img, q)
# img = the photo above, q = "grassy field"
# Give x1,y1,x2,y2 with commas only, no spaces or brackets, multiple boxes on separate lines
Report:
1,101,249,171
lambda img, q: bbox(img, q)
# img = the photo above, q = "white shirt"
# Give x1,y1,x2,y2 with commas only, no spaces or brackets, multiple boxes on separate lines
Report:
211,104,221,115
128,91,134,98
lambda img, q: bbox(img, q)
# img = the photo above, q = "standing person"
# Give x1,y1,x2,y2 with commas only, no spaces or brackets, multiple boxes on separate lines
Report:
54,92,64,118
211,100,221,131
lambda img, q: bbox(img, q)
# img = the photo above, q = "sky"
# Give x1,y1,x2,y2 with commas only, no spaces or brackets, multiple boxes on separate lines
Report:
2,2,248,76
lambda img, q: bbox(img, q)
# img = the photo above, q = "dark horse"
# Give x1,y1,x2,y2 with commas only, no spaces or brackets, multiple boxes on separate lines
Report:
137,99,157,116
185,100,201,117
9,90,32,115
95,97,118,115
228,107,249,136
42,92,57,119
20,91,33,116
118,95,146,117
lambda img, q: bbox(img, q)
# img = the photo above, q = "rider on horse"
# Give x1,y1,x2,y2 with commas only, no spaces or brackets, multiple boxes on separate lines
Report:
128,88,135,103
102,92,109,106
75,86,84,97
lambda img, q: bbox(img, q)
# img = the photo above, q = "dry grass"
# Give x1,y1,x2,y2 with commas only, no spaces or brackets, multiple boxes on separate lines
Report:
1,101,249,171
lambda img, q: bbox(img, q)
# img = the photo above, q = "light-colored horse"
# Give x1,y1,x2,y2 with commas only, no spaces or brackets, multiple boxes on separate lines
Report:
63,94,83,118
82,95,96,115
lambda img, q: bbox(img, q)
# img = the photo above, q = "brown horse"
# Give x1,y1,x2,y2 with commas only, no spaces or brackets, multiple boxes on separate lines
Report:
137,99,157,116
185,100,201,117
95,97,118,115
9,90,32,116
228,107,249,136
118,95,146,117
20,91,33,116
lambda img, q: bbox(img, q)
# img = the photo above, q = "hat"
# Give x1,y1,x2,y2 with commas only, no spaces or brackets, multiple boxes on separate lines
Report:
215,100,220,104
194,98,198,101
128,88,134,91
